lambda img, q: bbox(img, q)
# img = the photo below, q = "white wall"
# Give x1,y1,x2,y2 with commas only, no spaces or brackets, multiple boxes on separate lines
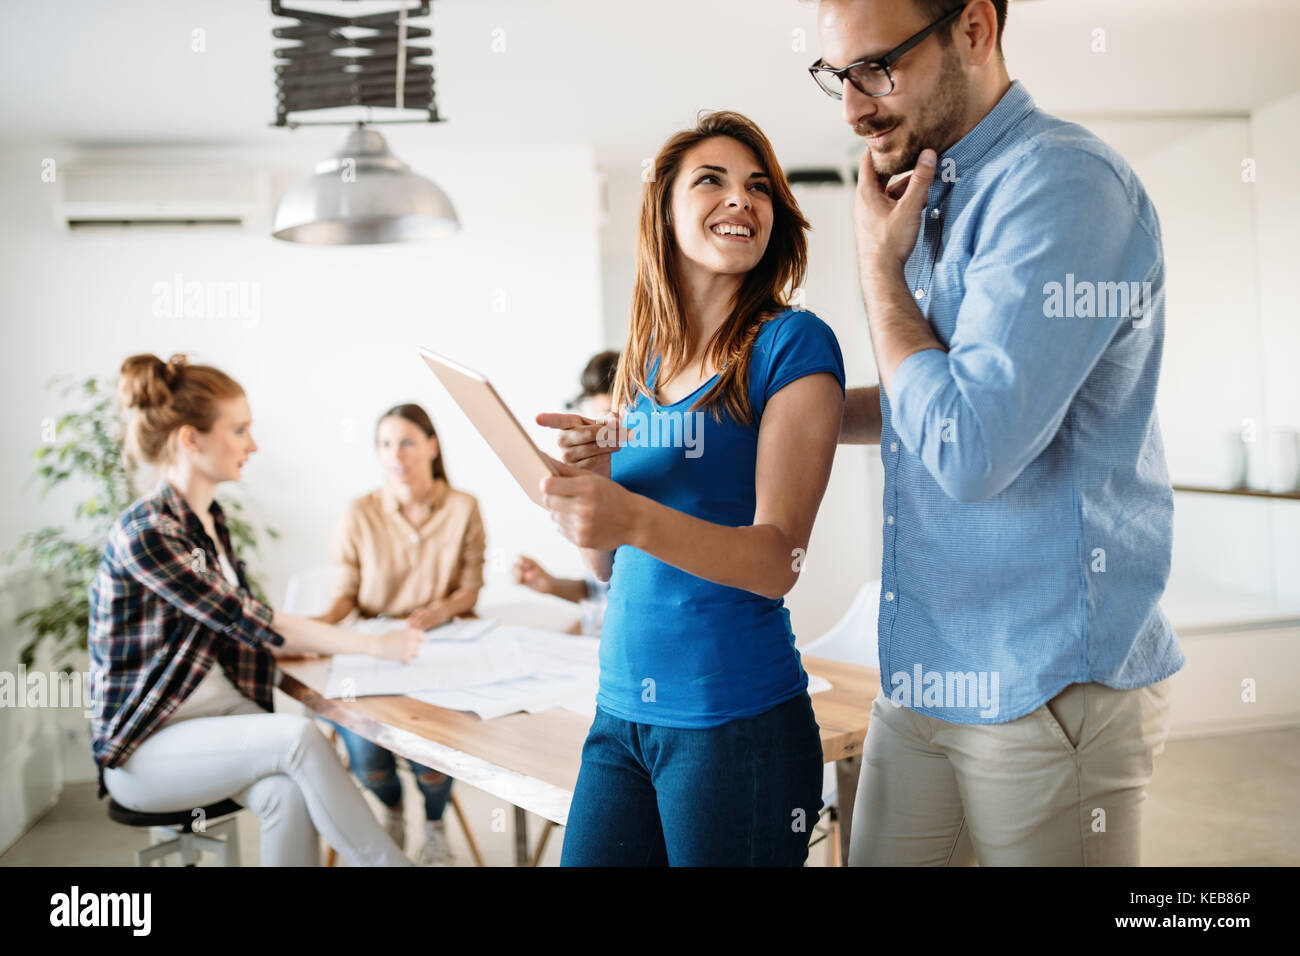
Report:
1119,119,1278,602
0,139,606,610
1129,119,1262,490
597,164,640,348
1098,106,1300,610
784,182,881,643
1250,89,1300,602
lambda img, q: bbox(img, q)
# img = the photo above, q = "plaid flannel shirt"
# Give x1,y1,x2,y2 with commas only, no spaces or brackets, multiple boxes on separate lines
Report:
88,479,283,795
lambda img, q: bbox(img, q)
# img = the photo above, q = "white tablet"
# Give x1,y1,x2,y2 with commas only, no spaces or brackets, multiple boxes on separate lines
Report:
417,347,559,507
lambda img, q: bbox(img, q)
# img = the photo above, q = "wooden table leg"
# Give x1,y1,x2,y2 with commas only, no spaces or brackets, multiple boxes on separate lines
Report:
835,754,862,867
529,820,557,866
513,807,529,866
449,792,485,867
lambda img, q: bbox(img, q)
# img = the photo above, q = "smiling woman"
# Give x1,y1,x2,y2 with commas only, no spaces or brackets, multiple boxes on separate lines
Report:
533,111,847,867
614,110,810,423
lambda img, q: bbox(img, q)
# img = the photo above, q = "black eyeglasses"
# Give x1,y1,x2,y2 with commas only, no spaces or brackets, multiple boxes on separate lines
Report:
808,3,966,99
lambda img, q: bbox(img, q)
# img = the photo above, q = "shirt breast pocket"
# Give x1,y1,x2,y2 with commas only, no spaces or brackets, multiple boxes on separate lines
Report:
926,259,967,344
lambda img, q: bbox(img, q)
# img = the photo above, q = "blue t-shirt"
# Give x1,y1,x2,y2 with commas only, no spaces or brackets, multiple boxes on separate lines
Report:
599,308,846,727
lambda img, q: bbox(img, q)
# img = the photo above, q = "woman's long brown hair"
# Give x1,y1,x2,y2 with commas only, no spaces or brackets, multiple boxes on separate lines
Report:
378,403,448,484
611,110,810,424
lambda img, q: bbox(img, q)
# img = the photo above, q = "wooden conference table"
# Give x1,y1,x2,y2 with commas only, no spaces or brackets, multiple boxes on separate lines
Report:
276,602,877,866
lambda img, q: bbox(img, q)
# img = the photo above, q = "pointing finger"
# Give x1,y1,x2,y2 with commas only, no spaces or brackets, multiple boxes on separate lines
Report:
536,412,596,430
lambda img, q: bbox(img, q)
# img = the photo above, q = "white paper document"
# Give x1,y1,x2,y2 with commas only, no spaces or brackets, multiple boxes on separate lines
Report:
345,616,498,641
409,627,602,718
424,617,499,641
549,675,835,719
323,630,537,699
325,616,832,720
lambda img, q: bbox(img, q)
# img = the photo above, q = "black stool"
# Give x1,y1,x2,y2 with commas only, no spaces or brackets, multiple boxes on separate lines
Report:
107,798,243,866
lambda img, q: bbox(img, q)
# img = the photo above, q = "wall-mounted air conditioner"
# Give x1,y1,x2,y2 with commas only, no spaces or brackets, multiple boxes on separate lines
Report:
51,165,273,232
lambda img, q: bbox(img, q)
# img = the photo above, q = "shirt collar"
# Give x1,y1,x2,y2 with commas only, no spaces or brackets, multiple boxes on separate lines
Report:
933,79,1035,194
156,477,226,543
379,478,449,517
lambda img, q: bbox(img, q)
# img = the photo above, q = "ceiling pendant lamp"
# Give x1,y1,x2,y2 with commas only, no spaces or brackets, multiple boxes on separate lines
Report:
271,123,458,244
268,0,458,244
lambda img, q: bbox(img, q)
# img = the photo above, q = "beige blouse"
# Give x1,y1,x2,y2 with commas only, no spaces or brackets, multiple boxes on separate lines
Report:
331,478,486,620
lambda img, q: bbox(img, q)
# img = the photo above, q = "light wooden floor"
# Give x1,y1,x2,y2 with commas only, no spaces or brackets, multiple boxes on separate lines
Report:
3,726,1296,866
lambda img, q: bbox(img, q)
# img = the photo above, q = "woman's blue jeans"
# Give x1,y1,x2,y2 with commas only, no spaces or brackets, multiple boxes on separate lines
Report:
560,691,824,866
329,721,453,821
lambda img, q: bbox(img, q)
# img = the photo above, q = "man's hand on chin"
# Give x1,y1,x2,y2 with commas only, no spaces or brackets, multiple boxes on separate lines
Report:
853,147,937,278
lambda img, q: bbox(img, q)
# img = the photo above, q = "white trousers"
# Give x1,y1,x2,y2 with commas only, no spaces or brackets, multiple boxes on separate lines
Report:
104,701,410,867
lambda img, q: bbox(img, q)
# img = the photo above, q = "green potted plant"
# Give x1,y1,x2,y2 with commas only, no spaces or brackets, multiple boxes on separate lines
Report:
6,373,278,669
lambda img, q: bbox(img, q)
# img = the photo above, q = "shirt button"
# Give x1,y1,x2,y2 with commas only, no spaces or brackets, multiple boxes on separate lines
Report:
884,591,895,602
930,207,942,219
886,515,895,525
914,288,925,300
890,441,898,452
409,532,419,543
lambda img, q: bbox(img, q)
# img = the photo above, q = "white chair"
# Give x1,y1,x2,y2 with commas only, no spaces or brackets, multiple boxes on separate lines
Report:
802,581,880,670
281,567,344,731
802,580,880,866
282,566,340,617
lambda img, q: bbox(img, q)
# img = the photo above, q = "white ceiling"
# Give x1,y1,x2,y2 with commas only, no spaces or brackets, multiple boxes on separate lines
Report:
1,0,1298,169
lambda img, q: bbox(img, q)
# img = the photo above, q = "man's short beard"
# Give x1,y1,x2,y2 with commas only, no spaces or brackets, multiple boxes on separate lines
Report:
861,43,969,178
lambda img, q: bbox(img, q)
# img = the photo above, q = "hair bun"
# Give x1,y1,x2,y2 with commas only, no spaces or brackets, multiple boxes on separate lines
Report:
163,353,188,388
118,353,177,411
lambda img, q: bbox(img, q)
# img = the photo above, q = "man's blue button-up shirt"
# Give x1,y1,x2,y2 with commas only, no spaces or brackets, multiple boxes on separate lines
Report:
878,80,1185,724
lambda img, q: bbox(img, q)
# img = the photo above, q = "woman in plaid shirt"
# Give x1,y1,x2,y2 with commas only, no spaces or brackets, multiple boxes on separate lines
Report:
89,353,421,866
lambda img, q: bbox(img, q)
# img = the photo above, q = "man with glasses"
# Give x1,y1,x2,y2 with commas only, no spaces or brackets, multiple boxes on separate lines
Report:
809,0,1183,865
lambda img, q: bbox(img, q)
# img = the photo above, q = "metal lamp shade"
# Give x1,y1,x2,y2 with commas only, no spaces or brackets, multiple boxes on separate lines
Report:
272,126,459,244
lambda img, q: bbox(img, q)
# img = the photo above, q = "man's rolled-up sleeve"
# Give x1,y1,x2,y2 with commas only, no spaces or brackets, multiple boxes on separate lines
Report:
888,147,1160,503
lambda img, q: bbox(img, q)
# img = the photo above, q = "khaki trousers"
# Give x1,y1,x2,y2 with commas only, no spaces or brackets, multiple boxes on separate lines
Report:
848,676,1174,866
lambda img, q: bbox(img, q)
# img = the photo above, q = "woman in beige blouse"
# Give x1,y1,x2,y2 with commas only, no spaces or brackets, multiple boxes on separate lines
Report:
316,403,486,866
